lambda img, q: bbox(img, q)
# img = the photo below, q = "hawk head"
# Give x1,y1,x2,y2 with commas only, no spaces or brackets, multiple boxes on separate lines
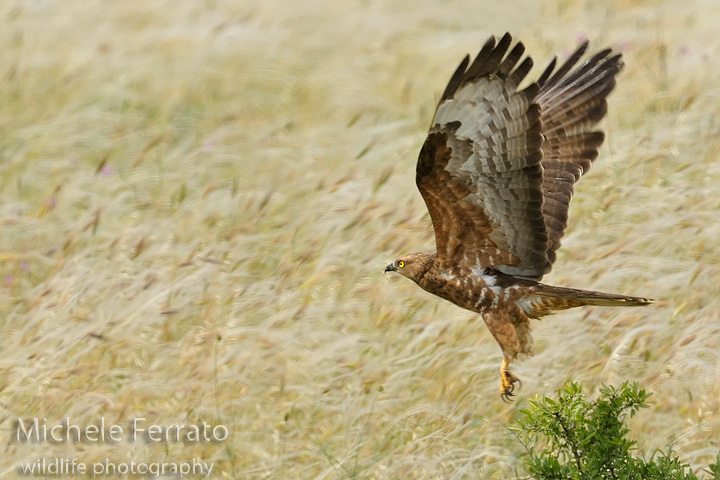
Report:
384,252,435,283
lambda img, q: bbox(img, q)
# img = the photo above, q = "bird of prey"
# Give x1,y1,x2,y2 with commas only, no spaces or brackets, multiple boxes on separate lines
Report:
385,33,651,401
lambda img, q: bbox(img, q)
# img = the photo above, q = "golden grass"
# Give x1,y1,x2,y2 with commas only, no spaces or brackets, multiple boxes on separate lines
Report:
2,0,719,477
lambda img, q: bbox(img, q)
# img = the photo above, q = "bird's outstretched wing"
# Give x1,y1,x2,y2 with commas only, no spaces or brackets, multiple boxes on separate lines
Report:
417,33,546,278
416,32,622,279
535,43,623,266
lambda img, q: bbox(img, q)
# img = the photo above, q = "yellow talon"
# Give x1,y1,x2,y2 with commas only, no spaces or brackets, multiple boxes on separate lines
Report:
500,368,521,402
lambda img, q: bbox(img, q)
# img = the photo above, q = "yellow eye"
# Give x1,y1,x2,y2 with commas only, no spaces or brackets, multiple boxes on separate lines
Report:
398,261,405,268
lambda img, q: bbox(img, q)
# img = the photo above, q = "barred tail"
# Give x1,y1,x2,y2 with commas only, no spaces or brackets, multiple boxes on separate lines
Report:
524,284,652,318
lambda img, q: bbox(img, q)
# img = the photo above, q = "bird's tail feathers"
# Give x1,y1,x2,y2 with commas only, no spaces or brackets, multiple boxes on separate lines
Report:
525,284,652,317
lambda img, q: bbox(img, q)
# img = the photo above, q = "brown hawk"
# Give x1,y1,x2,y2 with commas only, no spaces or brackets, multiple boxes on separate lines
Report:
385,33,651,401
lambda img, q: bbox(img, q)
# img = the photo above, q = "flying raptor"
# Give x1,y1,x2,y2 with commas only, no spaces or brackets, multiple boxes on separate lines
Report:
385,33,651,401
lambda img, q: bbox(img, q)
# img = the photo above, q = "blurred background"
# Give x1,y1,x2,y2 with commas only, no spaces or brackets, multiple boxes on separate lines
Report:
1,0,719,477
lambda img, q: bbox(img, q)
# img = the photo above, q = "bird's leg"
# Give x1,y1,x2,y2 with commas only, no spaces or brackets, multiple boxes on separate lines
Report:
499,357,521,402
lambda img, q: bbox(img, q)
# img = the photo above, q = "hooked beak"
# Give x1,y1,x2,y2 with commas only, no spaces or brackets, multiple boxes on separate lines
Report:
384,263,397,274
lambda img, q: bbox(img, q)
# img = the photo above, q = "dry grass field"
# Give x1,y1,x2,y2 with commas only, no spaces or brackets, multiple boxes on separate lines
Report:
1,0,719,478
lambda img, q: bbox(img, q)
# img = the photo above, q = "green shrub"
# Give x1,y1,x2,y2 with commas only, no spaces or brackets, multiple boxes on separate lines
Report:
512,381,720,480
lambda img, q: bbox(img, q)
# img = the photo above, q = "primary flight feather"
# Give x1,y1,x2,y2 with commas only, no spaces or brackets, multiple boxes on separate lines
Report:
385,33,651,401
